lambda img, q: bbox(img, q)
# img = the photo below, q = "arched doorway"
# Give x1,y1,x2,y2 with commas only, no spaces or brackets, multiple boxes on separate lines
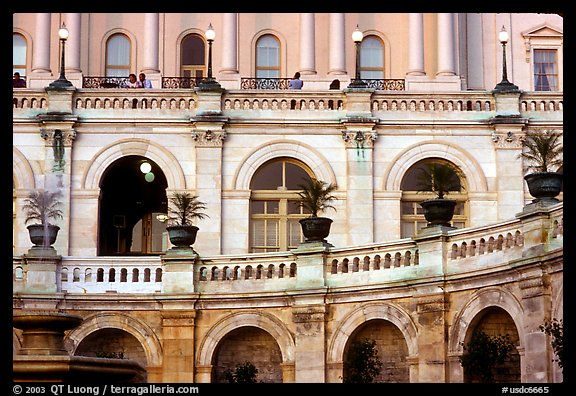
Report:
462,306,521,383
343,319,410,383
212,326,283,383
75,328,147,382
98,155,168,255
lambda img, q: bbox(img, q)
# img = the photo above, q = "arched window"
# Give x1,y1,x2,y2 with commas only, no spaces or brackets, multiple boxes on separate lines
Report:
13,33,27,77
106,34,131,77
400,158,468,238
360,35,384,80
249,158,313,252
255,35,280,78
181,34,206,80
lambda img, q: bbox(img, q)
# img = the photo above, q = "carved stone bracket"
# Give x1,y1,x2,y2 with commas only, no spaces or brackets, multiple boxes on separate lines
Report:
40,128,77,146
191,129,227,147
491,131,525,149
341,130,378,149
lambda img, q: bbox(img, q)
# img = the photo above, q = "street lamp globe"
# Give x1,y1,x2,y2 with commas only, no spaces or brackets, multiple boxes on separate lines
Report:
58,24,69,40
498,26,509,44
205,23,216,41
352,25,363,43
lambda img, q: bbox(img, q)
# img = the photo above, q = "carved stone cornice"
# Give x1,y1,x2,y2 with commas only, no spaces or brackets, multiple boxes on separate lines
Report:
191,129,227,147
341,130,378,149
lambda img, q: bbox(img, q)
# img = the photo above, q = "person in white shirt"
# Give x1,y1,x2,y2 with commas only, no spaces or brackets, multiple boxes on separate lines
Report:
125,73,139,88
139,73,153,88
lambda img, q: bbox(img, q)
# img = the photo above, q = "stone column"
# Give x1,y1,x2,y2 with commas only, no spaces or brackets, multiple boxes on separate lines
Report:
407,13,426,76
161,311,197,382
292,304,327,382
142,13,160,74
220,13,238,74
299,13,316,75
64,13,81,73
32,13,51,74
436,13,456,76
328,13,346,76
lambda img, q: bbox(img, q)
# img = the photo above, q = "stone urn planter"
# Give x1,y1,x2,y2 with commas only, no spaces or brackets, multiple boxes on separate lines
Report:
22,189,63,251
518,130,563,205
297,178,338,245
524,172,563,204
27,223,60,247
415,162,465,229
419,198,457,227
165,191,208,251
166,224,200,248
299,216,333,243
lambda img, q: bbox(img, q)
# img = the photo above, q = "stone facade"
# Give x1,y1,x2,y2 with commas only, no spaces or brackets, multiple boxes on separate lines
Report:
13,13,563,383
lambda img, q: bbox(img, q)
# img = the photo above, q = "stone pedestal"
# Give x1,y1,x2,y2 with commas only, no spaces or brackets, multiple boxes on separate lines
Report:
22,252,61,294
161,251,198,293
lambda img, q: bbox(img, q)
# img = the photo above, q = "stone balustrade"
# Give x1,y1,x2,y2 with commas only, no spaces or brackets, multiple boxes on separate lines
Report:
13,202,562,295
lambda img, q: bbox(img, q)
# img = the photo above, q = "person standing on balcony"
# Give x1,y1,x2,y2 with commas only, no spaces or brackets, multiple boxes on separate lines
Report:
288,72,303,89
138,73,153,88
13,72,26,88
125,73,139,88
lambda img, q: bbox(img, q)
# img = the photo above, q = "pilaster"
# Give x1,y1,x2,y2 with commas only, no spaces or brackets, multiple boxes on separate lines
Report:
190,116,228,255
161,310,197,382
341,119,377,245
292,304,327,383
38,113,78,257
489,117,528,220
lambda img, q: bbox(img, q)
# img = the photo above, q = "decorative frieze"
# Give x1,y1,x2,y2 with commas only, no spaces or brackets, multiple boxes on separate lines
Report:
341,130,378,149
191,129,227,147
491,130,524,149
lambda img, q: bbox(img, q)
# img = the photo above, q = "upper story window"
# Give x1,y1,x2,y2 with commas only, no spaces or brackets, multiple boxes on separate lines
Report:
181,34,206,80
13,33,27,77
256,35,280,78
249,158,313,252
106,34,131,77
360,35,384,80
533,49,558,91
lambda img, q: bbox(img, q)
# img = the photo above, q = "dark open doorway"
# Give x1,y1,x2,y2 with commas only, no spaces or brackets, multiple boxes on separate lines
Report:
98,155,168,255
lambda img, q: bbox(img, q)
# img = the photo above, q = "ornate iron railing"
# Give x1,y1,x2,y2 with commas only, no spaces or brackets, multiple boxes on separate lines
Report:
82,76,131,88
361,79,405,90
240,78,291,90
161,77,202,89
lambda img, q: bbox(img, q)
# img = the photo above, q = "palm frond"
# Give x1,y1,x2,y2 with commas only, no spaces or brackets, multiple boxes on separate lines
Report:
22,189,63,225
519,130,563,173
297,178,337,217
415,163,464,199
167,192,209,226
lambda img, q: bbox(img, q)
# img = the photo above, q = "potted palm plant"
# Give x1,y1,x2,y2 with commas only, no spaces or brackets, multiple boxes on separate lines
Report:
297,177,338,243
518,130,563,204
415,162,464,227
165,192,208,249
22,189,63,248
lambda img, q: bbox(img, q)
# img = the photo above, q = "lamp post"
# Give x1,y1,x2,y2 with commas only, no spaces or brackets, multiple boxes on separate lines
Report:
48,23,73,89
198,23,221,91
348,25,367,88
493,25,519,92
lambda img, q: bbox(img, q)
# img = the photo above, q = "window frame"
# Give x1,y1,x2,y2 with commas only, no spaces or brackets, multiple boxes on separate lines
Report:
105,33,131,77
249,158,314,252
